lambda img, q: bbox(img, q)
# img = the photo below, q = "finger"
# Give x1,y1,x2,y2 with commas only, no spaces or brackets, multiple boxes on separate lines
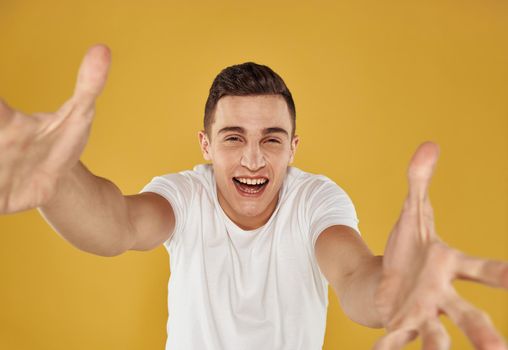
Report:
407,141,440,203
454,250,508,289
442,293,507,349
421,318,450,350
372,328,418,350
72,44,111,113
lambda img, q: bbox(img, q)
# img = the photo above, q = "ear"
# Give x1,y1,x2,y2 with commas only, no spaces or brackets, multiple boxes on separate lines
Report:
198,130,212,161
289,135,300,164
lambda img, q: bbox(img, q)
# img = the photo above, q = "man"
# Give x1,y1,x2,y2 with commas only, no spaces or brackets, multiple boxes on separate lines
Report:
0,45,506,349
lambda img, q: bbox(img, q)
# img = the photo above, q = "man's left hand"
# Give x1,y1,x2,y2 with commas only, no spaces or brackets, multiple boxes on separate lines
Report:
374,142,508,349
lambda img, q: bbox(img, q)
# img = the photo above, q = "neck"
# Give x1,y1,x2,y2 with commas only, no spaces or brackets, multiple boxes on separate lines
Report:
217,192,279,231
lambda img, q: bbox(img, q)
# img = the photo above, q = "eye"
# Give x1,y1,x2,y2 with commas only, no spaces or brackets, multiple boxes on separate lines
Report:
225,136,242,143
266,138,281,144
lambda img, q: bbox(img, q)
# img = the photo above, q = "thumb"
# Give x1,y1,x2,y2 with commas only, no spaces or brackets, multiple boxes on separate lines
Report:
407,141,440,202
72,44,111,112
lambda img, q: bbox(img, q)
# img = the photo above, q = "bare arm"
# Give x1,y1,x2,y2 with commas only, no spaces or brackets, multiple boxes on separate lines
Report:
316,143,508,349
315,225,383,328
38,162,175,257
1,45,175,256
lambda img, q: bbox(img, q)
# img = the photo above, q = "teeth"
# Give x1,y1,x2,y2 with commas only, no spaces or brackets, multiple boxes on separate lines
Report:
235,177,267,185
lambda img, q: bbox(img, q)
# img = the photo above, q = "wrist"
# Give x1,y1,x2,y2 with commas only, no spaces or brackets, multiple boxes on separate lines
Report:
40,161,85,209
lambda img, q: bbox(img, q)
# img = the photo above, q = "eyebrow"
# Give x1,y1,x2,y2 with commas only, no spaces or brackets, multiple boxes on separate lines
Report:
217,126,289,138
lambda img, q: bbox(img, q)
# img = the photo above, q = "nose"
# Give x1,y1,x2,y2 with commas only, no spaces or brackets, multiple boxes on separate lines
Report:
240,142,266,171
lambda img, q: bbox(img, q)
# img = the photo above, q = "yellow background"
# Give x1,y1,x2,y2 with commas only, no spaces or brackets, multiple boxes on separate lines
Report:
1,0,507,349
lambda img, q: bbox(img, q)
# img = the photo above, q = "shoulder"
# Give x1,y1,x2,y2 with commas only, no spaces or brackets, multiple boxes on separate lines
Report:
138,164,216,245
140,164,216,205
150,164,213,189
284,166,349,199
284,166,358,230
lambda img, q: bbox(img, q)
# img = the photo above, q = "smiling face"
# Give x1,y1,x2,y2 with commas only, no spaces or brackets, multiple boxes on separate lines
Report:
198,95,299,230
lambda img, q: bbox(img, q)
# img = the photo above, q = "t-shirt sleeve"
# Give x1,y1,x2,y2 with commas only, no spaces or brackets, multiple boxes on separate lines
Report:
139,173,194,245
307,177,360,248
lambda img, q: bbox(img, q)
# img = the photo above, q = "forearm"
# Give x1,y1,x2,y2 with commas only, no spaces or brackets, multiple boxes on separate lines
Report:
38,161,135,257
339,255,384,328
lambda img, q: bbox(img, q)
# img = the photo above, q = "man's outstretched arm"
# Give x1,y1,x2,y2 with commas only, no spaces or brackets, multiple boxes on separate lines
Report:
316,142,508,349
315,225,383,328
0,45,175,256
39,161,175,256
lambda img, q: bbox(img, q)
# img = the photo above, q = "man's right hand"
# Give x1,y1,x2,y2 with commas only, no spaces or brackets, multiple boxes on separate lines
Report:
0,45,111,214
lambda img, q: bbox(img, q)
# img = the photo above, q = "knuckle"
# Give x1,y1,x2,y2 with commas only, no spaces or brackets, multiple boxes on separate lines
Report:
465,308,482,322
476,310,493,324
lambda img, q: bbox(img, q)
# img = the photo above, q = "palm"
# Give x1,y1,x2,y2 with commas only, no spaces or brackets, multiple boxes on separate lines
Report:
0,45,110,213
374,142,508,349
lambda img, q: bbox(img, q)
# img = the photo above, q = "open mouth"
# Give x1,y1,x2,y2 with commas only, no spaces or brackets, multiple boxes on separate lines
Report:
233,177,269,195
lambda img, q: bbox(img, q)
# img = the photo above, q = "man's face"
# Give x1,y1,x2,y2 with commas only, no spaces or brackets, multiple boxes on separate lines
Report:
198,95,299,230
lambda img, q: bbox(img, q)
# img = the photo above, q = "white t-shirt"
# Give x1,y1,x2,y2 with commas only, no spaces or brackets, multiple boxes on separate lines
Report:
141,164,359,350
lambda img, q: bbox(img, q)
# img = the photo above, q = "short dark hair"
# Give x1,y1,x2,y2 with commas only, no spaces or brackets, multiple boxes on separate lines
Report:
204,62,296,139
